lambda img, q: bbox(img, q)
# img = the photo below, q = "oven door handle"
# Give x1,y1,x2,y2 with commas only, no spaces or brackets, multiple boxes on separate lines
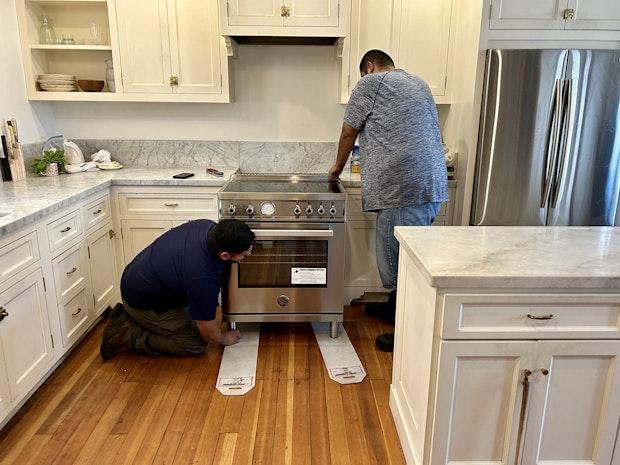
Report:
251,229,334,239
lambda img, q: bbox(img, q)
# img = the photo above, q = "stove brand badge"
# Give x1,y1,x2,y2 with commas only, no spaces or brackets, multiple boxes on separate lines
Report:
277,295,290,307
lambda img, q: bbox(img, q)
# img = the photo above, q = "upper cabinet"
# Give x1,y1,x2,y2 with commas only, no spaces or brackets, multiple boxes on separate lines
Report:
16,0,231,102
489,0,620,30
391,0,454,100
220,0,348,36
116,0,224,96
342,0,454,104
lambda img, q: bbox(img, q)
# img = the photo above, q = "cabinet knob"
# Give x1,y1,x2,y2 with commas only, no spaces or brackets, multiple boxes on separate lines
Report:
109,229,116,239
0,307,7,322
281,5,290,17
540,368,549,376
170,76,179,86
563,8,575,20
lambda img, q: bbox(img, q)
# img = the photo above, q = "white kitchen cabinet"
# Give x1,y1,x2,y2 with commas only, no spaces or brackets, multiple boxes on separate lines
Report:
116,0,225,96
391,0,453,99
345,219,383,302
87,226,118,318
121,219,171,264
0,354,9,419
58,287,91,349
390,248,620,465
489,0,620,30
0,268,53,402
220,0,348,36
522,341,620,464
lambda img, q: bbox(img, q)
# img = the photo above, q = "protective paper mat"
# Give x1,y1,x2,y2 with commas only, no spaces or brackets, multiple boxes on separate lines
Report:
312,322,367,384
216,323,260,396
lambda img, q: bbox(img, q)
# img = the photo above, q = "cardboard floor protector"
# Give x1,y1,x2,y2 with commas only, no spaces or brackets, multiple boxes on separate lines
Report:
216,323,260,396
311,322,367,384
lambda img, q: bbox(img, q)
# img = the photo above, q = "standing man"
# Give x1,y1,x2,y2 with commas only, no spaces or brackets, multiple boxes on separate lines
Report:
100,219,255,359
329,50,448,352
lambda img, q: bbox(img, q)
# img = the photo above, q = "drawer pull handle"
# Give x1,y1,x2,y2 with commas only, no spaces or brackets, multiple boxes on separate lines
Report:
164,203,179,207
527,313,554,320
60,227,72,233
93,209,102,215
0,307,8,322
66,267,77,276
72,307,83,317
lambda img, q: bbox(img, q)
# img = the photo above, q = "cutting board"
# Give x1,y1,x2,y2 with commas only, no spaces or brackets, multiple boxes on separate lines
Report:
3,119,26,182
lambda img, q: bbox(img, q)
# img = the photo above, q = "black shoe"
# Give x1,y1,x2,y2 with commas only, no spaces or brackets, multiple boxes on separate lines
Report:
364,290,397,323
100,304,130,360
375,332,394,352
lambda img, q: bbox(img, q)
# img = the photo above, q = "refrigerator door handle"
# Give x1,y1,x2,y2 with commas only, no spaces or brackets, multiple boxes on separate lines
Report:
541,79,563,208
550,77,573,209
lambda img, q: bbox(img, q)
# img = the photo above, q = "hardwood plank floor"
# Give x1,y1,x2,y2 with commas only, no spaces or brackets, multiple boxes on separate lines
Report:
0,306,405,465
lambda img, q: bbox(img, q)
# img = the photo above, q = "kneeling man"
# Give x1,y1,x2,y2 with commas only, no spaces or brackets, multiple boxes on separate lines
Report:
100,219,254,359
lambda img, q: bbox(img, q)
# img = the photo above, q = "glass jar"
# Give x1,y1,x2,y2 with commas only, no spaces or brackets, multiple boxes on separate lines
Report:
39,16,57,45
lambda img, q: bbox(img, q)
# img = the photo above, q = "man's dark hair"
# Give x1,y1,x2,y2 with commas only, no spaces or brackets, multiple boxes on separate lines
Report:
209,219,255,254
359,49,395,72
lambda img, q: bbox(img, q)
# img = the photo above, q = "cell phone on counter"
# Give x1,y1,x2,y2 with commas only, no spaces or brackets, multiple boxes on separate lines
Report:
206,168,224,177
173,172,194,179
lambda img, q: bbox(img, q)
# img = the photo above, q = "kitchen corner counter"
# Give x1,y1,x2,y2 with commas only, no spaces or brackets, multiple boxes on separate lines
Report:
395,226,620,290
0,168,236,237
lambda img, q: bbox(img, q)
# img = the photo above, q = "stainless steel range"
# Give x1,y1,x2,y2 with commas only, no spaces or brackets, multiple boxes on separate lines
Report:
218,174,346,338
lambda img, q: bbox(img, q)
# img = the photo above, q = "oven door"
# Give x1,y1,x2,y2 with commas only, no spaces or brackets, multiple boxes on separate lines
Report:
222,223,344,318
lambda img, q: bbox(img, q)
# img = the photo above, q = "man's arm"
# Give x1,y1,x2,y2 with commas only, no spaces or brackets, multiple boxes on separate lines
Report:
329,122,359,180
197,319,240,346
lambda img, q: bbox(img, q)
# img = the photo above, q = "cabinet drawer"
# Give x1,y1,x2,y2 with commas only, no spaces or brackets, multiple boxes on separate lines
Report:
59,287,90,347
47,210,82,253
83,196,110,231
442,294,620,340
52,242,88,303
119,194,217,217
0,231,40,285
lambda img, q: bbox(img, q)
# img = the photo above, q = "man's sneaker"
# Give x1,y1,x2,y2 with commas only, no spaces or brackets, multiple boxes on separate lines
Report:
375,332,394,352
364,289,397,324
100,303,131,360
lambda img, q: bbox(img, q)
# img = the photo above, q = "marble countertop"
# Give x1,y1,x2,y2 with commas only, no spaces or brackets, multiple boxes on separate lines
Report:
395,226,620,289
0,168,236,237
338,172,457,189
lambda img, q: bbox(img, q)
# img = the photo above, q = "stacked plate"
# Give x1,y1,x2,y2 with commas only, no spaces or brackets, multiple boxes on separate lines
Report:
37,74,77,92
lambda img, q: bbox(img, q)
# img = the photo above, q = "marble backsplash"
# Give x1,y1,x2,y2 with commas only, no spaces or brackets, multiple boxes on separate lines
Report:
20,139,337,175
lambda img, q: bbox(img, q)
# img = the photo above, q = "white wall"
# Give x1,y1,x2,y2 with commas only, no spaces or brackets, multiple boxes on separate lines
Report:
0,0,55,144
52,45,347,142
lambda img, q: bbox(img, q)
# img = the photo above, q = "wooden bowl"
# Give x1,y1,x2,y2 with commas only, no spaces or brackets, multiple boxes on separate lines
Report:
77,80,105,92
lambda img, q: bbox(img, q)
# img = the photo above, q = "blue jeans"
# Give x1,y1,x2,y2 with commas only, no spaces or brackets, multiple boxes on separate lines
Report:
376,202,443,289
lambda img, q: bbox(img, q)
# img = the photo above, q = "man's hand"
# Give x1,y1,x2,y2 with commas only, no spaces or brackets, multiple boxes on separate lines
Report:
221,330,241,346
329,163,344,180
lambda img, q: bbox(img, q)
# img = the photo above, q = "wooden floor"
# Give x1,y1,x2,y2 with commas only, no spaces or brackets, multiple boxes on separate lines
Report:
0,306,405,465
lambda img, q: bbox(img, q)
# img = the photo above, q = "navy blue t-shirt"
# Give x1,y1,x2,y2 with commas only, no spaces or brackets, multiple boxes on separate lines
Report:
120,220,225,321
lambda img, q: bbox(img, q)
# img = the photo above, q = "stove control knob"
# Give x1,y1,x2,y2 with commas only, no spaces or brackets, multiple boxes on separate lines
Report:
317,205,325,215
294,204,302,216
228,204,237,215
246,204,254,215
329,205,337,216
306,205,313,215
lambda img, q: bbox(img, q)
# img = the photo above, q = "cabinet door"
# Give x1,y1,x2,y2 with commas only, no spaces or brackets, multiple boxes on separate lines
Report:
121,220,171,265
0,269,53,401
431,341,537,465
226,0,284,26
344,0,394,101
489,0,568,29
168,0,223,94
392,0,453,96
522,341,620,465
116,0,173,93
88,226,118,317
345,219,382,290
0,352,10,419
566,0,620,30
284,0,339,27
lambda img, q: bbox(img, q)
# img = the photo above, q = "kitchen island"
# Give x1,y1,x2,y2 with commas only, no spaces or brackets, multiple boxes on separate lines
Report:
390,226,620,465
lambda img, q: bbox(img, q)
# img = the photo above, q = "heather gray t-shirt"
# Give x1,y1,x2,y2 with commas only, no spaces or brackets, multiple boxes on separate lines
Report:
344,69,448,211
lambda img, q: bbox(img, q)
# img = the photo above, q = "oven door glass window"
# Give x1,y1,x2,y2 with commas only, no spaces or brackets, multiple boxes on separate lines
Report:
238,240,328,287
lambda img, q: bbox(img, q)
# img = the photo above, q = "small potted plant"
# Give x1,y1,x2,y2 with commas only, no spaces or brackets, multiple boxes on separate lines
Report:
32,148,65,176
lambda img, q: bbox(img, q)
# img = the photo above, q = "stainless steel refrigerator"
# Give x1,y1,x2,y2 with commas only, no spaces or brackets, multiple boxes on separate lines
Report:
471,49,620,226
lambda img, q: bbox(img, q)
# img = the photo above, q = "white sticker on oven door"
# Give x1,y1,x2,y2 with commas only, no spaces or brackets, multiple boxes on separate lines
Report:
291,267,327,285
